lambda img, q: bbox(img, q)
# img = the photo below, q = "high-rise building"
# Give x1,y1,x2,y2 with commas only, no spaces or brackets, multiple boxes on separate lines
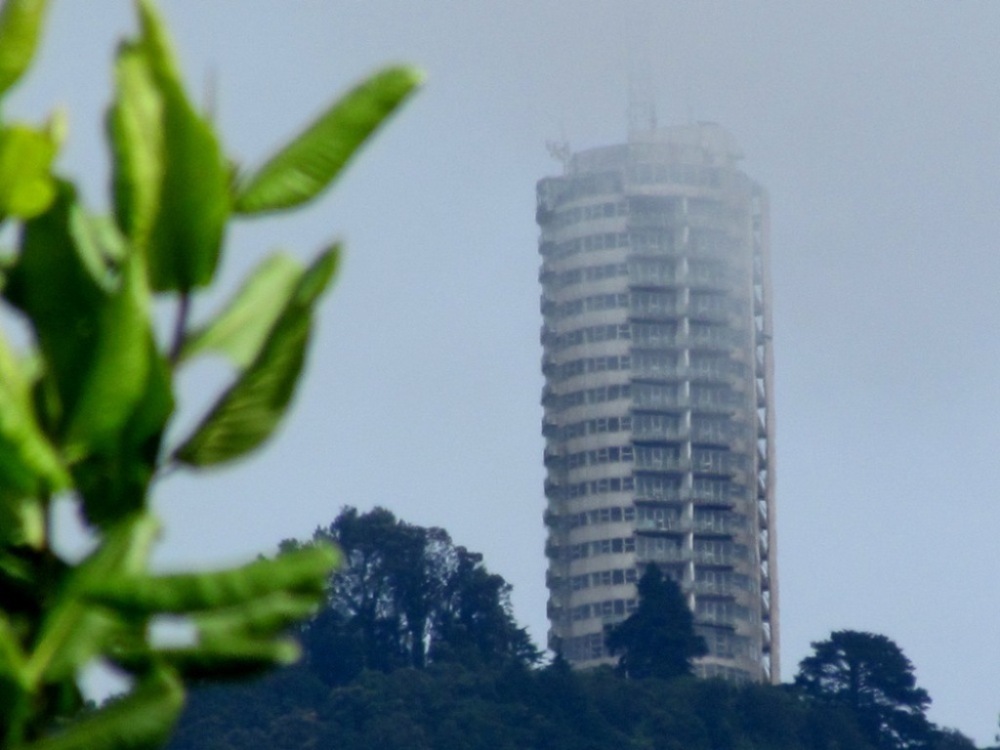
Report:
537,122,779,683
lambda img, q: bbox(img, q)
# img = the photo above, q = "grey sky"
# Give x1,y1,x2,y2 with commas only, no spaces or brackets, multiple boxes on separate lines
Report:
7,1,999,744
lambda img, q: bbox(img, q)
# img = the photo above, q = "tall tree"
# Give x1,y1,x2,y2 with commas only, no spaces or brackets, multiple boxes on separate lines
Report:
297,507,538,684
795,630,932,750
605,564,707,680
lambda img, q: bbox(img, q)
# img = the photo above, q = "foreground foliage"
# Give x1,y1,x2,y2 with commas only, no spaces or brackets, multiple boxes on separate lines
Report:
0,1,418,748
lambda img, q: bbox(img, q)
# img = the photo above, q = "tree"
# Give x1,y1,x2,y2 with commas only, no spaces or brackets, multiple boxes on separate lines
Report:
298,507,538,684
0,1,419,747
605,564,707,680
795,630,933,750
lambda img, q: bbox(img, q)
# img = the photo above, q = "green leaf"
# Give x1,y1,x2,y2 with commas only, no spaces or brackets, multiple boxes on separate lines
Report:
0,495,43,549
0,124,58,219
233,66,422,214
62,216,151,454
180,253,303,368
107,40,163,253
74,338,174,528
4,186,157,463
23,668,182,750
173,247,338,466
26,513,159,684
84,543,338,615
0,611,28,684
134,0,229,292
0,327,69,507
0,0,49,99
194,591,323,640
139,637,300,681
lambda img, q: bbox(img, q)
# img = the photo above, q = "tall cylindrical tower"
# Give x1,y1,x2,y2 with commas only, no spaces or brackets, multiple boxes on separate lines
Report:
538,123,779,683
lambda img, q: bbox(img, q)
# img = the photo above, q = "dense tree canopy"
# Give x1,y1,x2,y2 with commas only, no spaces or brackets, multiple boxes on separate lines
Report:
795,630,933,750
288,507,538,685
605,564,707,680
169,659,882,750
164,528,983,750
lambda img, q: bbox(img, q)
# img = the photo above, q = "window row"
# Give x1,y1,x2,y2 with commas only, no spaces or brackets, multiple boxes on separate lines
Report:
562,445,634,471
537,172,623,208
556,447,747,477
570,567,639,591
635,473,682,500
692,448,747,473
557,536,636,561
635,537,748,564
540,225,743,264
547,323,633,352
565,505,636,529
631,351,747,381
541,292,630,320
542,324,746,352
635,536,684,559
695,598,751,626
689,229,740,256
631,383,744,410
633,411,682,437
540,232,630,260
634,444,682,471
634,507,750,536
540,261,629,290
627,162,721,188
546,474,636,501
546,383,631,412
570,597,638,622
557,415,632,441
550,414,740,448
689,261,742,288
695,568,752,592
690,291,744,318
550,355,631,383
692,477,743,501
547,200,628,230
694,539,749,563
542,290,747,346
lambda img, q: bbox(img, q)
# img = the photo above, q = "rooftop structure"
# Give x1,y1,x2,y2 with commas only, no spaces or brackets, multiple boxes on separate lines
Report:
537,122,779,683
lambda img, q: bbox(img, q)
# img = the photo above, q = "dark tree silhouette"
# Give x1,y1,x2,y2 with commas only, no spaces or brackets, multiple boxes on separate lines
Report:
291,506,538,684
795,630,932,750
605,563,707,680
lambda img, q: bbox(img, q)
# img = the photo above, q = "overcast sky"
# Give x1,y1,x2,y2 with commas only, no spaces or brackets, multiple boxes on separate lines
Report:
7,1,1000,744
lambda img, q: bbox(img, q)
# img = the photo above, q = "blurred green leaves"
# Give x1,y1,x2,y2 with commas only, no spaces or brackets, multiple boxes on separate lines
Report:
175,248,339,467
0,124,58,220
234,66,422,215
0,0,419,747
0,0,49,99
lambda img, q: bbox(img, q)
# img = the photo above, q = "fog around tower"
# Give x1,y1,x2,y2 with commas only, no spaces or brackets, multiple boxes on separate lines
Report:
5,2,999,744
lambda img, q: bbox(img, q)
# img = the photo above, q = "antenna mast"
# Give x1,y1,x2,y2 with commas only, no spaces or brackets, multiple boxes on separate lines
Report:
627,65,657,139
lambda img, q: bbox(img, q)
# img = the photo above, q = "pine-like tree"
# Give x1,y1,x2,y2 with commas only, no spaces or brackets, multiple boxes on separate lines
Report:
605,564,707,680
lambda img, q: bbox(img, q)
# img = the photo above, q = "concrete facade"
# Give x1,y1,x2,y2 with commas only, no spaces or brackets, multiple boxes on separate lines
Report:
537,123,779,683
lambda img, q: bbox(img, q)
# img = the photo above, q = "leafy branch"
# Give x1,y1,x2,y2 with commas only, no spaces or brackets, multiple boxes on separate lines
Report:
0,1,421,747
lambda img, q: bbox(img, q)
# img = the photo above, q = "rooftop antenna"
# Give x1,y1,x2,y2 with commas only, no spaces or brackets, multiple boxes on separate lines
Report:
546,122,572,167
627,62,657,140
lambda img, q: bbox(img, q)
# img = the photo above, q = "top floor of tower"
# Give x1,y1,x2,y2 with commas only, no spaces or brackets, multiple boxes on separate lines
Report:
537,123,762,227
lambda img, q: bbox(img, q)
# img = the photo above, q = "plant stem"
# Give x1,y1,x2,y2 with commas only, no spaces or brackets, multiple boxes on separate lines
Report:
169,292,191,364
